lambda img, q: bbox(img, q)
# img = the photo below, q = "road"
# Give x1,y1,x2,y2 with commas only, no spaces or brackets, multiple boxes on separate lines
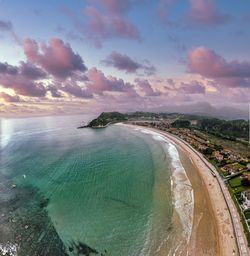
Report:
167,131,250,256
125,123,250,255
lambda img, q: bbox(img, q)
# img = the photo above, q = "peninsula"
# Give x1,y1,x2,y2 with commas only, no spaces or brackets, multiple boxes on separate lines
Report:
78,112,127,128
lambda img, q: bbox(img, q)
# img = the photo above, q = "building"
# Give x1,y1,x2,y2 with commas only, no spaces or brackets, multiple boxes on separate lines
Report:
221,163,245,175
241,190,250,210
242,172,250,181
212,151,224,162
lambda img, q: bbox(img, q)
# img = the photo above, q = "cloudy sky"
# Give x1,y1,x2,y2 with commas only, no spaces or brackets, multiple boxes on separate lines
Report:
0,0,250,117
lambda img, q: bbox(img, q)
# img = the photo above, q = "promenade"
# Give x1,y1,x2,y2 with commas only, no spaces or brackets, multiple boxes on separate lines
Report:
124,123,250,255
169,132,250,256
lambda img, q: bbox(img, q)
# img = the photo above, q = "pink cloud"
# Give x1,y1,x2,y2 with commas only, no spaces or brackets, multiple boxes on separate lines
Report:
82,1,141,47
188,0,230,26
187,47,250,88
84,7,140,44
23,38,87,79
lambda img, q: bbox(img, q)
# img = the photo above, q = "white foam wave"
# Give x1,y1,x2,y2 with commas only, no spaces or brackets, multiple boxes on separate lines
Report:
167,143,194,243
1,119,13,148
0,243,18,256
133,126,194,245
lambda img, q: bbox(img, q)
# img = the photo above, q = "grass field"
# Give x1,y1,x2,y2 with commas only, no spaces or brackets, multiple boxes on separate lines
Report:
194,130,250,158
228,174,250,193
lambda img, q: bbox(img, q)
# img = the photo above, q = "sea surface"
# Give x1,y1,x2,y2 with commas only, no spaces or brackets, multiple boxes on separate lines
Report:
0,115,193,256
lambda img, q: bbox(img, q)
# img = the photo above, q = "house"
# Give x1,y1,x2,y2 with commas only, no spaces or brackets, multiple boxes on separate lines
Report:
242,172,250,181
212,151,224,162
228,153,240,162
241,190,250,210
221,163,245,175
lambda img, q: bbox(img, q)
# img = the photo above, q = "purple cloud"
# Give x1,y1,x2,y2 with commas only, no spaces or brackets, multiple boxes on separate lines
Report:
47,85,63,98
102,51,140,72
69,0,142,47
187,0,230,26
0,61,47,97
0,20,12,31
158,0,230,28
102,51,156,75
0,92,21,102
179,81,206,94
84,7,140,44
89,0,133,14
0,75,47,97
135,78,161,96
157,0,176,25
0,62,18,74
87,67,138,97
19,61,47,80
60,82,93,99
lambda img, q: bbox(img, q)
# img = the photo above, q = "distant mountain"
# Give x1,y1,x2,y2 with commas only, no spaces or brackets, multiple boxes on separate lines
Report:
150,102,249,120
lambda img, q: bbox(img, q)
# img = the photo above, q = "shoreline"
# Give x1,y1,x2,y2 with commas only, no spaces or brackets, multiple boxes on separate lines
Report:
133,126,195,255
121,123,241,255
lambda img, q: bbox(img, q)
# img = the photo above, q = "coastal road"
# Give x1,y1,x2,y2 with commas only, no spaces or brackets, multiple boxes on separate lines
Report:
163,131,250,256
205,160,249,256
124,123,250,255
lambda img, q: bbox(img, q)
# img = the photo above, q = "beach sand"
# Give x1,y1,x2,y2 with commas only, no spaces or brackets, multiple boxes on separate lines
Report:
154,128,239,256
123,124,239,256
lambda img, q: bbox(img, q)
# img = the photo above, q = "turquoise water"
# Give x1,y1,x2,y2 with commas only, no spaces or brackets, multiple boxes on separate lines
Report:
0,115,173,256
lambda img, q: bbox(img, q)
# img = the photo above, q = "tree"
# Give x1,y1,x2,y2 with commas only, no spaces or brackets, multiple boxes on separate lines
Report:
241,178,250,186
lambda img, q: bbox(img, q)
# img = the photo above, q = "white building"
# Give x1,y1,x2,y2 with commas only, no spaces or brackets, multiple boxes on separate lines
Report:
241,190,250,210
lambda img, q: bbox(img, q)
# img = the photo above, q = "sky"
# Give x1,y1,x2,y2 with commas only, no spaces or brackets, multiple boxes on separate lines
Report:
0,0,250,117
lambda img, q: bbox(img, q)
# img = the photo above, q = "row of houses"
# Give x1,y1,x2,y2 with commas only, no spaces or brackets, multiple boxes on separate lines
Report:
168,128,249,175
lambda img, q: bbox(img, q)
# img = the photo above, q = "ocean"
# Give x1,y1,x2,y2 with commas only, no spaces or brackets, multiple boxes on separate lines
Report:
0,115,193,256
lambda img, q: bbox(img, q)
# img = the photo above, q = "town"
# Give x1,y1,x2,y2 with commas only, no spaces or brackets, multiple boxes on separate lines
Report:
127,115,250,242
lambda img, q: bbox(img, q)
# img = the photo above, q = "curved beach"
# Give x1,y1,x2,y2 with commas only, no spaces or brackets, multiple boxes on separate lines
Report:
123,123,240,256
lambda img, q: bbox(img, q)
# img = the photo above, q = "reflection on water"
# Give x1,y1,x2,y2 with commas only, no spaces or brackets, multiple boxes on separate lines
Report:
0,115,172,256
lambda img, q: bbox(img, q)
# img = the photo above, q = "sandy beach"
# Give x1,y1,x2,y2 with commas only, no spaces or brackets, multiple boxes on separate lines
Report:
124,124,240,256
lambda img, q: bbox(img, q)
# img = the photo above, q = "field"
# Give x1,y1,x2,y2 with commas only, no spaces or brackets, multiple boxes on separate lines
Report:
194,130,250,158
229,174,250,193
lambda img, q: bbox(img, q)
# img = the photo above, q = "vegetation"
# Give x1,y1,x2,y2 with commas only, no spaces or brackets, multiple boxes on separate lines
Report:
229,176,242,188
196,118,249,141
82,111,249,144
84,112,127,128
172,119,191,128
244,210,250,220
81,111,250,246
228,184,250,246
241,178,250,186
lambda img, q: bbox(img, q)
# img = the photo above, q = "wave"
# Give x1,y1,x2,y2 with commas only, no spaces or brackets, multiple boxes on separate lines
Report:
0,243,18,256
131,126,194,248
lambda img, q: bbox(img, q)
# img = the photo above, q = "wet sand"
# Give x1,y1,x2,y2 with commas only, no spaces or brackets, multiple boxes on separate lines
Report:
124,124,239,256
156,129,239,256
